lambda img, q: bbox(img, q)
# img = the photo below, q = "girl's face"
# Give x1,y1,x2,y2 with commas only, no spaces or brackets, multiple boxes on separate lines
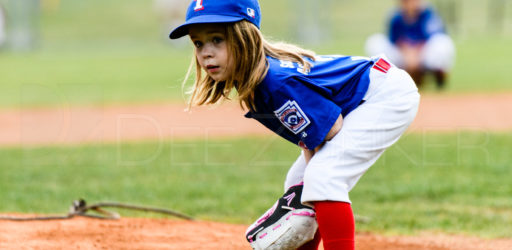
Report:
401,0,422,18
189,24,232,82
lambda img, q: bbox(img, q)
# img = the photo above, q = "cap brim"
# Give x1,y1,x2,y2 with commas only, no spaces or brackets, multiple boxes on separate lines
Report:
169,15,244,39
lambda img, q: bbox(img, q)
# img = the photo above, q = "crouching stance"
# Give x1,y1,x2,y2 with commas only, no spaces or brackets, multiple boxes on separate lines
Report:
365,0,455,88
170,0,420,249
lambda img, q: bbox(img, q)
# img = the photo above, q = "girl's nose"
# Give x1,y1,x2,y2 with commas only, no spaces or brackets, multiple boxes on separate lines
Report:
200,43,214,58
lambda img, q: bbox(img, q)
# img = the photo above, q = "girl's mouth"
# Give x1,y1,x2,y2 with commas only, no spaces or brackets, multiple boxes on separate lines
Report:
206,65,220,73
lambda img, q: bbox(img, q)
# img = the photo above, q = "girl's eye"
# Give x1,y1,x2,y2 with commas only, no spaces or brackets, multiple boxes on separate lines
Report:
212,37,223,44
193,41,203,48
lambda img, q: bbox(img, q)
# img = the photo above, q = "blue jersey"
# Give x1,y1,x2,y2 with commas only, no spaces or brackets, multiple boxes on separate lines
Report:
245,55,374,150
388,6,445,45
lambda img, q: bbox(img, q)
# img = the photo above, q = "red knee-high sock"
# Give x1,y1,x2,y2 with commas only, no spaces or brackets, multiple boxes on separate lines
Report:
297,230,321,250
313,201,355,250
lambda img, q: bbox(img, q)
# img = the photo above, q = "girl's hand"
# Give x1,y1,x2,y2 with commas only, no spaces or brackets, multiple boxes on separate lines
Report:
399,44,423,72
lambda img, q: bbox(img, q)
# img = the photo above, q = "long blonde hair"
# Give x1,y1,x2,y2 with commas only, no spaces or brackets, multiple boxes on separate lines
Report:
184,20,316,111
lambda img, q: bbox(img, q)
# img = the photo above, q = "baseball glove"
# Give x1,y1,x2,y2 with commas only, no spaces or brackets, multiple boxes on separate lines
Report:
245,184,318,250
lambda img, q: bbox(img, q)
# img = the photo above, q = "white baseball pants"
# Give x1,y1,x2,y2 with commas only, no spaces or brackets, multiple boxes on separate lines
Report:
365,33,455,72
284,59,420,204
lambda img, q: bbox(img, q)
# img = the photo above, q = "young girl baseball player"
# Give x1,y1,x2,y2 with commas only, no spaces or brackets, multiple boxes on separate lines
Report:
170,0,420,249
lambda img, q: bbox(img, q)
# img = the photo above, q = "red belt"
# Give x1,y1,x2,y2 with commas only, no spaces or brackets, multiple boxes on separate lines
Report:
372,58,391,74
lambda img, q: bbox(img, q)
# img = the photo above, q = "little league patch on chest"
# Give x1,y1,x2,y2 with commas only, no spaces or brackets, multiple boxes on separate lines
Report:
274,100,311,134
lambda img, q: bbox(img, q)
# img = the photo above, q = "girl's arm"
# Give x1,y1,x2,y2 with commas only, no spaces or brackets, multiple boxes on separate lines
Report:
303,114,343,164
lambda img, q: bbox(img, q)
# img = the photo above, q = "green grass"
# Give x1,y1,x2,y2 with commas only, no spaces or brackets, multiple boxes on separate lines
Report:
0,0,511,107
0,48,191,107
1,132,511,238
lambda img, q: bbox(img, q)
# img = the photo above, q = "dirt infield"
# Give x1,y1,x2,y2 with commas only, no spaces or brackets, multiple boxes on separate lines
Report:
1,216,511,250
1,92,512,147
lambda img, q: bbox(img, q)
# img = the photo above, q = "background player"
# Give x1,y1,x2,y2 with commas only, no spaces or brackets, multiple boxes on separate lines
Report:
170,0,420,249
365,0,455,89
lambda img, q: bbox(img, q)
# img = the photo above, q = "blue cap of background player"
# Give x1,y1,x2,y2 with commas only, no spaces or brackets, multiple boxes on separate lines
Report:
169,0,261,39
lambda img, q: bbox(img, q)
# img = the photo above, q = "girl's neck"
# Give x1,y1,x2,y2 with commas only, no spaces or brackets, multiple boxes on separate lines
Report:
403,5,424,23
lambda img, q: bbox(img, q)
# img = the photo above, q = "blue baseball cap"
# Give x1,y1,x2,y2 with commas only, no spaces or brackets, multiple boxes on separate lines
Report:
169,0,261,39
